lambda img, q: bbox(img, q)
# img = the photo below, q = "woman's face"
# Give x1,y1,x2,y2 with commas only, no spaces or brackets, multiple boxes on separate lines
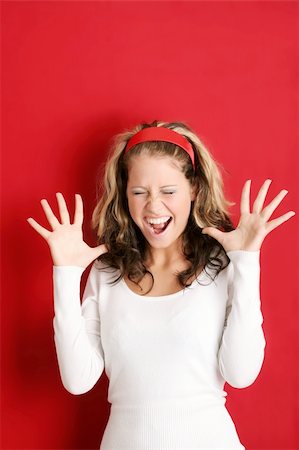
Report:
126,154,196,250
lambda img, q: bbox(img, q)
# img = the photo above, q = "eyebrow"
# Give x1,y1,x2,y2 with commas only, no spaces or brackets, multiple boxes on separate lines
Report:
130,185,178,189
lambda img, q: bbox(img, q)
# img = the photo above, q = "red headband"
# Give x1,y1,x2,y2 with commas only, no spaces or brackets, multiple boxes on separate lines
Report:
124,127,195,168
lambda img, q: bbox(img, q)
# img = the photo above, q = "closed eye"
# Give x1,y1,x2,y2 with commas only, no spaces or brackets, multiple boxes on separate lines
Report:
132,191,176,196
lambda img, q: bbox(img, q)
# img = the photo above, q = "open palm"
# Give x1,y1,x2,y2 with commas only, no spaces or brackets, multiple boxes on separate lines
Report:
202,179,296,252
27,192,108,268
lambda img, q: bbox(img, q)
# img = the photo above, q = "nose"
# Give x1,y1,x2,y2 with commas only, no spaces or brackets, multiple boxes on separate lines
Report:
146,192,166,213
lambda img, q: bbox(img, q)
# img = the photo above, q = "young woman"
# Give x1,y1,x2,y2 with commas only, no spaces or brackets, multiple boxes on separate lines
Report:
27,120,295,449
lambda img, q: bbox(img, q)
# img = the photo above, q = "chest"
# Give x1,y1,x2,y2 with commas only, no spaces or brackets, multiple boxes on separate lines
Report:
124,268,201,297
99,274,228,365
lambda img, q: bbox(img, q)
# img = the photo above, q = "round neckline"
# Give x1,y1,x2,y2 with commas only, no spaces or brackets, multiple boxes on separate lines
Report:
120,270,207,301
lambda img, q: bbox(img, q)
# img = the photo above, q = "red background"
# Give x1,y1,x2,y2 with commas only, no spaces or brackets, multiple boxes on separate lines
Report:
1,1,298,449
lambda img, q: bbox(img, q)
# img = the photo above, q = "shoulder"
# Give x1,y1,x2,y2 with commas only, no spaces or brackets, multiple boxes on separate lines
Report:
203,246,231,283
92,258,115,272
226,250,261,270
225,250,261,285
91,258,121,285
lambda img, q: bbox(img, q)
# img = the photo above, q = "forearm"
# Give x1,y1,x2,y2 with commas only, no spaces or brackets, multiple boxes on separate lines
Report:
218,250,266,388
53,266,104,395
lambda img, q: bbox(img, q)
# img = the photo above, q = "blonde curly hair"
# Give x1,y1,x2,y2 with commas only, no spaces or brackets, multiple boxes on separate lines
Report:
91,119,235,295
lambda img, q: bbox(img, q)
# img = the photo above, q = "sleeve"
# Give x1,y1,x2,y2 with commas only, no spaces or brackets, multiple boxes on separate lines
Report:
52,262,105,395
217,250,266,388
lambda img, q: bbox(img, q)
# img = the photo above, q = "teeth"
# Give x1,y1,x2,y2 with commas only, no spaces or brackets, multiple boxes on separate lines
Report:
146,216,171,225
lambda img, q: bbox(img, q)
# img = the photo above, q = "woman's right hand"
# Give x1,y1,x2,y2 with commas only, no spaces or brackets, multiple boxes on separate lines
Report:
26,192,108,269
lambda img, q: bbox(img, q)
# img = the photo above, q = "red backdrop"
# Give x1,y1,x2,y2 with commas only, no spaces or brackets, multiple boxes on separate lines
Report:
1,1,298,449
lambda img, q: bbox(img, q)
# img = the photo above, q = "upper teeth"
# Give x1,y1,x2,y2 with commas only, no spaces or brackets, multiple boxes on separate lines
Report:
146,216,171,225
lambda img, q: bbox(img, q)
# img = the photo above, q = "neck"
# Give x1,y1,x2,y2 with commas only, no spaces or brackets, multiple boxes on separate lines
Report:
144,240,185,269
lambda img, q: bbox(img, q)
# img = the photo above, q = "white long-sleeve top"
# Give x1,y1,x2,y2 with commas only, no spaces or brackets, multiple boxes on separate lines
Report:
53,250,266,450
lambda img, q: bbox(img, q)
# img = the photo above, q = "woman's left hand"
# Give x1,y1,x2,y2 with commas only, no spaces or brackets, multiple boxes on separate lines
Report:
202,179,296,252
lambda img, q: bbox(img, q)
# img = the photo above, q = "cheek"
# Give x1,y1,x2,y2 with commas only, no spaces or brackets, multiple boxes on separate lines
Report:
172,194,192,214
127,198,142,220
177,206,192,222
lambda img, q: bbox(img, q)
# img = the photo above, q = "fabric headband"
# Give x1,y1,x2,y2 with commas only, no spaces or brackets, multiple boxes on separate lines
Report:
124,127,195,169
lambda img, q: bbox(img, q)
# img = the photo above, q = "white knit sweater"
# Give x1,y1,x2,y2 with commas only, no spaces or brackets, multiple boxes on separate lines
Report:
53,250,266,450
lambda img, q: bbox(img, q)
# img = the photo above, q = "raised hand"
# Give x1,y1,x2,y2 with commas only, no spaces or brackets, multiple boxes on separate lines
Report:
202,179,296,252
27,193,108,268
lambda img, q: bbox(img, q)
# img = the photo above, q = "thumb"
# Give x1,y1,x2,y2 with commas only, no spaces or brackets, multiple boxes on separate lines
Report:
202,227,224,243
91,243,109,259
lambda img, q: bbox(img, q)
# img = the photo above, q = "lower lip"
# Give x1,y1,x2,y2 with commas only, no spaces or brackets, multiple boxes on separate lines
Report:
143,218,172,238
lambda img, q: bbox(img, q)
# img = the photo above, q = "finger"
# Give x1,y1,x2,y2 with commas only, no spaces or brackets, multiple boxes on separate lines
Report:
40,199,61,229
202,226,225,245
27,217,51,240
91,243,109,259
252,179,272,214
261,189,289,221
265,210,296,233
240,179,251,215
56,192,71,224
73,194,83,226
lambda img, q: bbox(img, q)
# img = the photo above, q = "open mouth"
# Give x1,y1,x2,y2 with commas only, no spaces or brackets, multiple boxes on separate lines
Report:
145,217,173,235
